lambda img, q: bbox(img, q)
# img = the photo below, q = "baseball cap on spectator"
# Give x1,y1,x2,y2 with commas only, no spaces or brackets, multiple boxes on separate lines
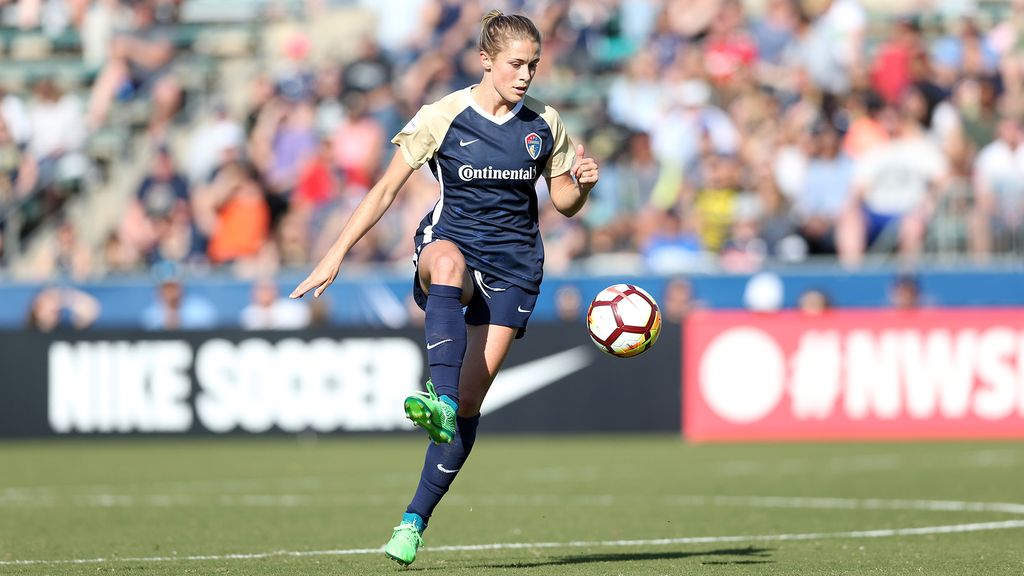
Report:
743,271,784,312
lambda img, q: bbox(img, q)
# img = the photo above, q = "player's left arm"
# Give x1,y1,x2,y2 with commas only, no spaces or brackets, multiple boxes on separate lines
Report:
548,144,599,217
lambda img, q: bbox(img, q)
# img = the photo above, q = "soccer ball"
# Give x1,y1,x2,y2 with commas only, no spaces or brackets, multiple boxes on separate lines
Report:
586,284,662,358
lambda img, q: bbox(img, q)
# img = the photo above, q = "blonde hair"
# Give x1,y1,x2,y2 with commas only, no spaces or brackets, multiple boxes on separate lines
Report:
479,9,542,56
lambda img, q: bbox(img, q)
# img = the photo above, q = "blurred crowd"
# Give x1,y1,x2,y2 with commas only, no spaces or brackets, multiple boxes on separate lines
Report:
3,0,1024,292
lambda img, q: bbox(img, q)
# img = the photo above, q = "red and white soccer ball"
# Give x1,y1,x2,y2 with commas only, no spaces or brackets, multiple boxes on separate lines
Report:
586,284,662,358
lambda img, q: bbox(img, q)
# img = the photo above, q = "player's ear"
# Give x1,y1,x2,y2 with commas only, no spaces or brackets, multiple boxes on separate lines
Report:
480,50,492,72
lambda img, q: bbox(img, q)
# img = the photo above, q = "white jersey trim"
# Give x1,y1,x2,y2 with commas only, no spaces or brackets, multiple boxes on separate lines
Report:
423,161,446,244
465,86,524,126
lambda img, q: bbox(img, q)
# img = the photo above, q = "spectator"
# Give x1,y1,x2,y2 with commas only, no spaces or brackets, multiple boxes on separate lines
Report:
792,116,854,254
842,90,889,159
239,277,311,330
606,48,662,133
119,145,193,265
652,79,740,173
889,274,921,310
968,117,1024,259
185,102,245,186
194,162,271,266
749,162,800,258
721,194,769,272
101,230,142,275
837,102,949,266
640,208,704,273
29,219,93,281
293,137,341,208
136,146,189,223
795,0,867,96
582,129,658,256
554,284,583,324
955,75,1001,153
932,16,1000,87
702,0,758,88
26,77,87,190
689,152,742,253
313,65,344,136
797,287,832,315
342,35,395,98
82,0,123,68
870,16,925,106
25,286,101,331
331,93,385,191
86,0,182,138
661,276,699,323
751,0,799,67
140,264,217,330
249,97,318,204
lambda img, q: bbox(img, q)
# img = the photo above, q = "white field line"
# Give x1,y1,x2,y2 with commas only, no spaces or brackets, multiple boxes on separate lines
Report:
3,519,1024,566
665,496,1024,516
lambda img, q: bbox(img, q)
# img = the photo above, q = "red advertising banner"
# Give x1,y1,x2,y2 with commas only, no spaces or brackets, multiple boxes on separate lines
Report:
683,309,1024,441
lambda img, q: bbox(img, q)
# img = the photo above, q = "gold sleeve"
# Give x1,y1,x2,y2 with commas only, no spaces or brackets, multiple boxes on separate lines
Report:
391,91,467,170
391,107,440,170
532,99,576,178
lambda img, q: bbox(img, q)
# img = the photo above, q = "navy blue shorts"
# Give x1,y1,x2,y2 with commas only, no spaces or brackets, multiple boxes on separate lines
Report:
864,207,902,246
412,267,538,339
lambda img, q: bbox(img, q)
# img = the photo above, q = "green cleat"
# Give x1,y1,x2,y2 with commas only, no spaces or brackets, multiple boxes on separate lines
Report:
384,522,423,566
404,379,456,444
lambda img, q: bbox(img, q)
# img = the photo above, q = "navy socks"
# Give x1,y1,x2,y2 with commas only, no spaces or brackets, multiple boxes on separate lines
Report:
402,283,472,532
424,284,466,402
404,414,481,529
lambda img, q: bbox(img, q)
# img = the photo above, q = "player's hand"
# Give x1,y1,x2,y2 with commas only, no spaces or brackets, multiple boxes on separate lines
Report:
290,255,342,299
571,144,599,193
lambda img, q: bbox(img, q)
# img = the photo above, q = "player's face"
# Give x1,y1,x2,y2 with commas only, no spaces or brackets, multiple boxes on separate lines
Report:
484,38,540,104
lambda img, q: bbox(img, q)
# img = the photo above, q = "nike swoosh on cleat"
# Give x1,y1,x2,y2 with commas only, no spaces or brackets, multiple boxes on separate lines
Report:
480,347,592,415
426,339,453,350
459,139,479,146
517,306,532,313
436,464,460,474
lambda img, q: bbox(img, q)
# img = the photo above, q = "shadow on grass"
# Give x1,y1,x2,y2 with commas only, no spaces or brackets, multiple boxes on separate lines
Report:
411,546,774,570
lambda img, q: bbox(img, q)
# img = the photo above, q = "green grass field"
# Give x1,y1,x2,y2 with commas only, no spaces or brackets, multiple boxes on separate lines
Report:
2,436,1023,575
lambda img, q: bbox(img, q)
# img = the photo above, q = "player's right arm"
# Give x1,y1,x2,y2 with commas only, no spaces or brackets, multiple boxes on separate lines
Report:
289,151,415,299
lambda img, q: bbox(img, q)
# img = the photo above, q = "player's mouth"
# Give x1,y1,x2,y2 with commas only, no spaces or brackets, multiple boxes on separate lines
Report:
513,85,528,96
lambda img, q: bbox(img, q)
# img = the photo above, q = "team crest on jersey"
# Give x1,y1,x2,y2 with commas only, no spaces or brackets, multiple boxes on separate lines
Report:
524,132,542,160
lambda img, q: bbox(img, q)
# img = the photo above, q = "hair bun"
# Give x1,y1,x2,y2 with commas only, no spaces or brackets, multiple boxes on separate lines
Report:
482,9,504,26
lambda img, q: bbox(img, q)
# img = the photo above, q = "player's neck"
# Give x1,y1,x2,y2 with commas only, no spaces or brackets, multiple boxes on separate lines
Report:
470,82,515,117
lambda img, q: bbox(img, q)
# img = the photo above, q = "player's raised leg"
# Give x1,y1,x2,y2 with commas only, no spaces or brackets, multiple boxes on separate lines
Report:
385,324,516,566
403,240,474,444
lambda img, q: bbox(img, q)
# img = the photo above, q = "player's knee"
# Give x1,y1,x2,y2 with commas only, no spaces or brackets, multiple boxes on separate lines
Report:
430,253,465,286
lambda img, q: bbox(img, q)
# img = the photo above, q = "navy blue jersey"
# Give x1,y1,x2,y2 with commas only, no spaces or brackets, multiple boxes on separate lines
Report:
392,87,575,292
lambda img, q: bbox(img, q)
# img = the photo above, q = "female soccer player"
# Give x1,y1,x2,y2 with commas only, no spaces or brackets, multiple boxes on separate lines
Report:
290,10,599,566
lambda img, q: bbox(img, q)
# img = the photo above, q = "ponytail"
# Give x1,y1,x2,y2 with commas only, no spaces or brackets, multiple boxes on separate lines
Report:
479,9,541,56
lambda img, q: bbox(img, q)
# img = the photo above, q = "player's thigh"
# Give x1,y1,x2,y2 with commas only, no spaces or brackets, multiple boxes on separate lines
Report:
416,240,474,305
458,323,517,418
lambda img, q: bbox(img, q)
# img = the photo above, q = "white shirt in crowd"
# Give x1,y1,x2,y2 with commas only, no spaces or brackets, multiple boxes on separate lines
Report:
854,135,948,216
240,298,312,330
974,137,1024,221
